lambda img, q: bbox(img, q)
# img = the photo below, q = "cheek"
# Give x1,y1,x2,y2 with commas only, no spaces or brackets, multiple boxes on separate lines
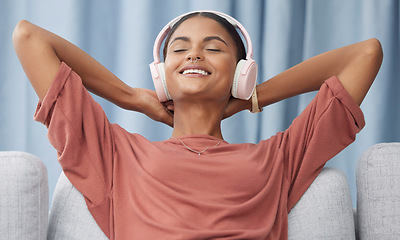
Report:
163,59,179,82
216,60,237,84
164,57,176,73
163,60,181,94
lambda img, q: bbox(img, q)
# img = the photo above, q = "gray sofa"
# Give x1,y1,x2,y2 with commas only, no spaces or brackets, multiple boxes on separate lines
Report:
1,143,399,239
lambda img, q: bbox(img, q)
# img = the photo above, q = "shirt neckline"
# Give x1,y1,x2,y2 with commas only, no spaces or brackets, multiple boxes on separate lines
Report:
167,134,229,144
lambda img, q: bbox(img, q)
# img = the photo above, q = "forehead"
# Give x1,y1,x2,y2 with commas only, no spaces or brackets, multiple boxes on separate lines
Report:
170,16,234,43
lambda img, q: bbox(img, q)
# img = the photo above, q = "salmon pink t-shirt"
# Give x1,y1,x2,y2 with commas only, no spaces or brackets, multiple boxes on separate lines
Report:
34,62,365,239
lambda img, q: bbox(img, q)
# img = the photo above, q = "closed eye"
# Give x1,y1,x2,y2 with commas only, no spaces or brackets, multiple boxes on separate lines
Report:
173,49,187,53
207,49,221,52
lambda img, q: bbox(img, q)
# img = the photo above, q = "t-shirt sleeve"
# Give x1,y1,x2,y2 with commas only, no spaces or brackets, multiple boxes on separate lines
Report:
282,76,365,211
34,62,114,209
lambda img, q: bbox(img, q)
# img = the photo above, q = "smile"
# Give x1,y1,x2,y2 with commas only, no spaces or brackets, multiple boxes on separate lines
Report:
182,69,210,75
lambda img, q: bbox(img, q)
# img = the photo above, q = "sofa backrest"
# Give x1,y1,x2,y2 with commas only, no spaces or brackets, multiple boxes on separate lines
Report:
47,172,108,240
356,142,400,239
288,167,356,239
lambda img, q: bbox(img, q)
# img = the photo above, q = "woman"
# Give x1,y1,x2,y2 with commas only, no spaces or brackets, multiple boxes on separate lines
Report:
13,11,382,240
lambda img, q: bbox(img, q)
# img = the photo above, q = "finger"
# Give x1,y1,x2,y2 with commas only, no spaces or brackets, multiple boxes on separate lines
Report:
162,111,174,127
223,98,243,119
163,100,175,111
161,106,174,127
222,102,235,119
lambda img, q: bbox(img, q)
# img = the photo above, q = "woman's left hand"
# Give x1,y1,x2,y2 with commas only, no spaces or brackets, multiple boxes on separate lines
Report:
222,97,251,119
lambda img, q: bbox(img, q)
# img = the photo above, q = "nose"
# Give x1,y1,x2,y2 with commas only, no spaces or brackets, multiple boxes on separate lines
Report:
186,48,203,63
187,56,201,63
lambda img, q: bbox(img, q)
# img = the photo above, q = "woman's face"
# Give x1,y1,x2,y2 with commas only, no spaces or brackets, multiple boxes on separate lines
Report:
164,16,238,104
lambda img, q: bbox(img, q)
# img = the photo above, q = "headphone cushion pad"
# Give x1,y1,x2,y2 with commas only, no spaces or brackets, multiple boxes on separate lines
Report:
232,59,257,100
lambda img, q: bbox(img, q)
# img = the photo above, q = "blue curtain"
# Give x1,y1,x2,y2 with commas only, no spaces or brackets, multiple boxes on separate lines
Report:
1,0,399,206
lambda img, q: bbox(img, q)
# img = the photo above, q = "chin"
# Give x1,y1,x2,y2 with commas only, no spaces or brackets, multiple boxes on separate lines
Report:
168,77,232,102
174,90,231,104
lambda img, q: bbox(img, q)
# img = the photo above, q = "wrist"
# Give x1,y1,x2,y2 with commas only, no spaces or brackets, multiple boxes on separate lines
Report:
116,87,138,110
238,96,252,113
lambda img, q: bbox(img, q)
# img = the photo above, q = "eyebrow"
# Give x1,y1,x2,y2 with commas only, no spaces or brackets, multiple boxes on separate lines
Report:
169,36,228,47
204,36,228,46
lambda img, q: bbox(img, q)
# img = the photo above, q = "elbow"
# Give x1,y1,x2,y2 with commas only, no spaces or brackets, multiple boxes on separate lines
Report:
362,38,383,66
12,20,34,48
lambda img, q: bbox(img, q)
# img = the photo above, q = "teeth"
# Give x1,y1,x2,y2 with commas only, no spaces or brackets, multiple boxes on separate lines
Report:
182,69,209,75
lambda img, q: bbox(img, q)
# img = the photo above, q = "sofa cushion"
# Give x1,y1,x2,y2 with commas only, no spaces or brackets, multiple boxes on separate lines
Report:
47,172,108,240
288,167,356,239
356,142,400,239
0,151,49,240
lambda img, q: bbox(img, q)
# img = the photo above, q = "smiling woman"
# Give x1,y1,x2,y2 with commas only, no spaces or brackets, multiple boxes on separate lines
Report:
164,16,239,137
13,10,382,240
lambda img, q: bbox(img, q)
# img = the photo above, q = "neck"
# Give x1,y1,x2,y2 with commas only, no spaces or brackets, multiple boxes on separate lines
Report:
171,101,225,139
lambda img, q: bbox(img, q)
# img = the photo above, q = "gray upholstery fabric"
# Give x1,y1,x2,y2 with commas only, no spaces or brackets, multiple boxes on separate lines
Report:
0,151,49,240
356,143,400,240
47,172,108,240
288,167,356,240
354,209,359,239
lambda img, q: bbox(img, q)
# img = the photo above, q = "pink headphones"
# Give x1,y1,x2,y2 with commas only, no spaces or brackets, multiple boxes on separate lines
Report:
149,10,258,102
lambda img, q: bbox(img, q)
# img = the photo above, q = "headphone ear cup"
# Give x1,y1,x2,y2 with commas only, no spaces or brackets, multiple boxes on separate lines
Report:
149,62,171,102
232,59,258,100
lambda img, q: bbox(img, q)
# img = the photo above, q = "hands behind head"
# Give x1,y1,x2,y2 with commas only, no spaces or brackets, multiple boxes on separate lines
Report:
133,88,174,127
133,90,251,128
222,96,252,119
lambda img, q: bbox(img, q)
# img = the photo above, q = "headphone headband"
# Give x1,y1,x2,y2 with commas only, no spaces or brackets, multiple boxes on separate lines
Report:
152,10,254,63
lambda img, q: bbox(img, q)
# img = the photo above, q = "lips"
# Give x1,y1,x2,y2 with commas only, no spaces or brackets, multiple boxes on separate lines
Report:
179,65,211,76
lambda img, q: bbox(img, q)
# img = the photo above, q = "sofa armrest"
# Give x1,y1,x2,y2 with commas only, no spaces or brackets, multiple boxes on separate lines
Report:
356,142,400,239
288,167,356,240
0,151,49,240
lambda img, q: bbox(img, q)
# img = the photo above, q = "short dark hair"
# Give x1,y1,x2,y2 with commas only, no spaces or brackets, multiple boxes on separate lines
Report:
162,12,247,62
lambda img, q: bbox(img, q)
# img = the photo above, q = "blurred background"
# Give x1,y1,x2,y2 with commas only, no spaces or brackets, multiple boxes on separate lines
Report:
1,0,399,206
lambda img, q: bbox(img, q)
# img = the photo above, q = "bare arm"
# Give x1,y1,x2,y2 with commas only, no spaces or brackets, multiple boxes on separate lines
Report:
12,20,133,105
12,20,173,126
258,38,383,106
224,38,383,117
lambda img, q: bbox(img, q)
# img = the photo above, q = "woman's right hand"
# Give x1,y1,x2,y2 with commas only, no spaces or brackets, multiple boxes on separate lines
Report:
131,88,174,127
